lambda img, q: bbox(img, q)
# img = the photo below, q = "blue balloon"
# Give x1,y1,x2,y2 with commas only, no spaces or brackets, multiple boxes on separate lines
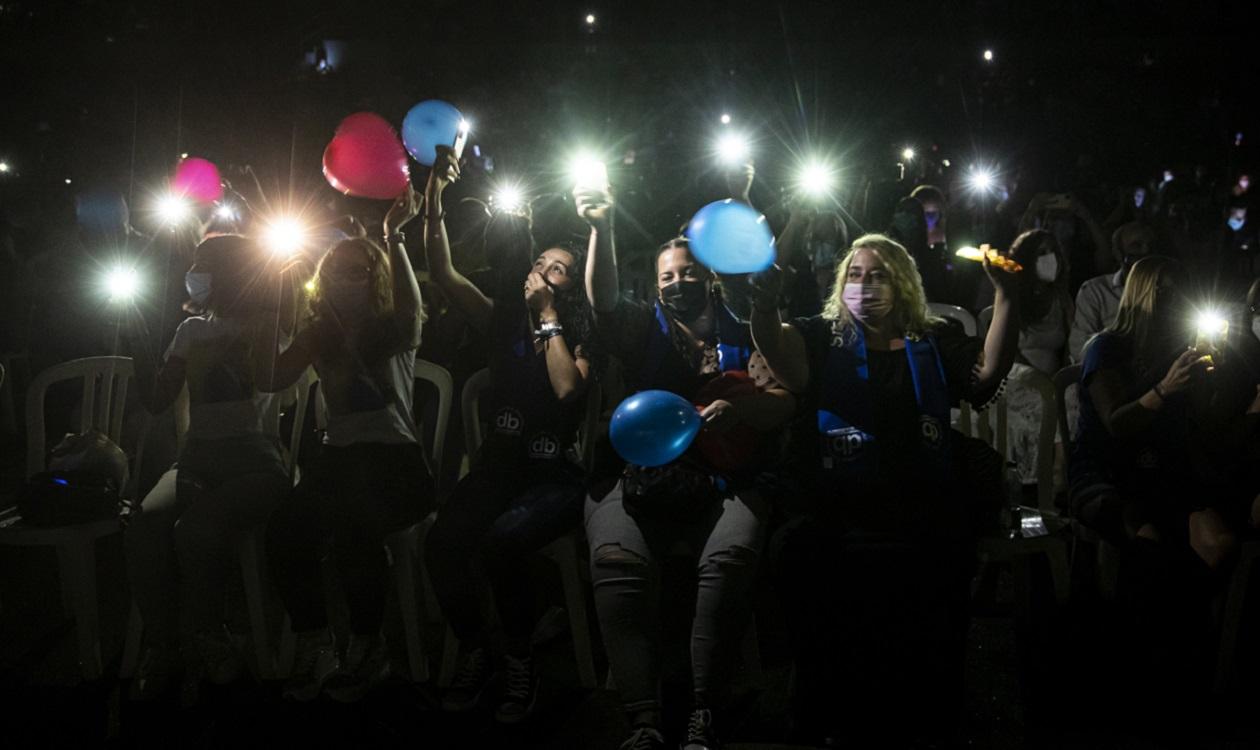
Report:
685,199,776,274
609,390,703,468
401,100,464,167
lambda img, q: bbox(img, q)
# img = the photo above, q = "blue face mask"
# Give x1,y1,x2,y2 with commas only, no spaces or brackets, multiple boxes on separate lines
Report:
1228,216,1246,232
185,272,212,305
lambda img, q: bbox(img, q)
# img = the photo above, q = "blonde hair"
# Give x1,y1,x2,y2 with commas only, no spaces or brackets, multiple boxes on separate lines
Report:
306,238,396,325
822,233,942,342
1104,255,1180,353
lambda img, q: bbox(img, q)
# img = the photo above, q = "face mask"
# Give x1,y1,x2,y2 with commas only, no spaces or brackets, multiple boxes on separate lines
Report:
324,279,371,324
1252,316,1260,342
924,211,941,230
1035,253,1059,283
1228,216,1246,232
841,283,891,320
659,280,709,321
185,272,212,305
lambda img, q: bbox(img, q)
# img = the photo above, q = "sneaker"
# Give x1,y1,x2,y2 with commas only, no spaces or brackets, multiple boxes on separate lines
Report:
130,644,179,701
324,634,390,703
282,630,340,702
682,708,719,750
618,725,667,750
441,646,493,712
192,627,244,685
493,654,539,724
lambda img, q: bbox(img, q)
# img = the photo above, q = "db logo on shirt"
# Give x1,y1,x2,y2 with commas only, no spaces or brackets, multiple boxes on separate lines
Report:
919,415,943,449
528,432,560,460
826,427,867,461
495,408,523,436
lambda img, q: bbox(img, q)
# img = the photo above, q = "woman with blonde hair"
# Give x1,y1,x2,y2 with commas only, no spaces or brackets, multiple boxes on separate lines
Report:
256,187,434,703
749,233,1019,746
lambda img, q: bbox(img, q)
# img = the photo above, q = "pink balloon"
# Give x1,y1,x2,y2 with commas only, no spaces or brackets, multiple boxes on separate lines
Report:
171,157,223,203
322,113,410,200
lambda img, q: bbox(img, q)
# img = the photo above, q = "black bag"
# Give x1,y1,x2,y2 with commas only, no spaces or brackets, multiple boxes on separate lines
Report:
18,470,122,526
621,459,726,523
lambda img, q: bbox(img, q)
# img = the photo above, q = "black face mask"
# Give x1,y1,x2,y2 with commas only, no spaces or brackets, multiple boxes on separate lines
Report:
660,280,709,321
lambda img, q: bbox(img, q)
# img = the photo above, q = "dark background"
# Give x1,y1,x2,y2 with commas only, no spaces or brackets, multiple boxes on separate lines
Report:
1,0,1257,247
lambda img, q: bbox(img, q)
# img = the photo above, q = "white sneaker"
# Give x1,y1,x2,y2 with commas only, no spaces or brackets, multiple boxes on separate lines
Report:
324,634,390,703
282,630,340,702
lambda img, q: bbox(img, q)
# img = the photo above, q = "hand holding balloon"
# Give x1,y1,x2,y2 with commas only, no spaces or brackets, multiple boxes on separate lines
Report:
747,264,783,312
609,390,703,467
427,146,461,196
384,185,422,238
698,398,738,434
686,200,776,275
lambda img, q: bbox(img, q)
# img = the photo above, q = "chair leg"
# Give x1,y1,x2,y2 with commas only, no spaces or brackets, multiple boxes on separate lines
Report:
1215,548,1256,693
119,600,144,679
391,539,429,682
1047,544,1071,605
56,539,102,680
554,537,597,689
276,613,297,680
439,624,460,687
239,534,275,679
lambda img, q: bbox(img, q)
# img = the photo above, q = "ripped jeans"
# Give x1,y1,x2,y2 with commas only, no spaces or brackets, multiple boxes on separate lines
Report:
585,480,767,715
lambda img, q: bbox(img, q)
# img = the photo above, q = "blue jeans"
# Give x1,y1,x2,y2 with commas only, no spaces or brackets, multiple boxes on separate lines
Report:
425,465,584,651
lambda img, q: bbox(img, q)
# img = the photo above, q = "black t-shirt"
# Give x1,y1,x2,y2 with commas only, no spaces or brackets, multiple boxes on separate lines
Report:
786,316,993,529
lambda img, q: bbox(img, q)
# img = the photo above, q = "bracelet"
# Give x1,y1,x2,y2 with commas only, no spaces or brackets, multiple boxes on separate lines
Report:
1152,384,1166,401
385,231,406,246
535,322,564,340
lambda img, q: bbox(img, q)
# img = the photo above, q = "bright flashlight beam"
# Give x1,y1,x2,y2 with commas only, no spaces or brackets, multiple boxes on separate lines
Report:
585,13,596,24
720,113,732,125
570,153,608,190
262,217,307,257
968,168,995,193
901,147,915,161
983,49,994,62
0,162,10,173
214,204,236,221
1196,311,1228,336
716,133,751,165
157,194,191,225
104,265,141,303
493,184,525,213
459,119,471,135
798,161,836,197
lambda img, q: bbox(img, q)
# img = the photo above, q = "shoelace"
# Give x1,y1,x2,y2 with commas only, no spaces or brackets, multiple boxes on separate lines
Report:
501,655,533,700
452,648,489,690
621,726,664,750
686,709,713,743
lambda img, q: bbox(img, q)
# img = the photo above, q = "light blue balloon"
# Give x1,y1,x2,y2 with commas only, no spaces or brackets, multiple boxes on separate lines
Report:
685,199,776,274
609,390,703,468
401,100,463,167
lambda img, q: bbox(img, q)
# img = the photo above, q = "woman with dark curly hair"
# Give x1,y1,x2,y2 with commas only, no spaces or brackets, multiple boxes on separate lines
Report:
422,146,599,724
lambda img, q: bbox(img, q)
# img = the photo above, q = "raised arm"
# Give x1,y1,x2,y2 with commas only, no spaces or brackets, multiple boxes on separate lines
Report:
1090,348,1209,439
974,256,1020,394
525,273,591,403
384,185,424,349
748,265,811,393
423,146,493,333
578,186,617,314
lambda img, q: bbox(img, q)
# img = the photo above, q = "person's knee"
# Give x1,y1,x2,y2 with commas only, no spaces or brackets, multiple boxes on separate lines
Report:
1189,511,1237,569
698,542,760,579
591,542,650,586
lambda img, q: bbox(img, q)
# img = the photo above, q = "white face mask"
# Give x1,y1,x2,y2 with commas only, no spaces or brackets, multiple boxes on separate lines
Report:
185,272,212,305
1035,253,1059,283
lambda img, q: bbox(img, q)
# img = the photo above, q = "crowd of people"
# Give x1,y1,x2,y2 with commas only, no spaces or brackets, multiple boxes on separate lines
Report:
1,134,1259,749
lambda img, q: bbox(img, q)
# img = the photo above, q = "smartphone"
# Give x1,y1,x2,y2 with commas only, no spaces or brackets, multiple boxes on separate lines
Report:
1194,317,1228,366
452,122,469,161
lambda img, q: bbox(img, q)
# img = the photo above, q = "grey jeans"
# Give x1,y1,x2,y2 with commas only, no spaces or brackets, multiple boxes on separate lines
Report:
585,480,767,714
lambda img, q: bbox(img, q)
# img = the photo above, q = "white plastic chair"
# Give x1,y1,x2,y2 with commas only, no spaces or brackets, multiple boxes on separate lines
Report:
276,359,452,683
928,303,978,437
119,368,315,680
0,356,136,679
436,367,599,689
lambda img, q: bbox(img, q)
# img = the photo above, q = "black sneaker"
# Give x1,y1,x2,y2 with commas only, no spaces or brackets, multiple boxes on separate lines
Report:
493,654,538,724
441,646,493,712
324,634,390,703
618,725,667,750
683,708,719,750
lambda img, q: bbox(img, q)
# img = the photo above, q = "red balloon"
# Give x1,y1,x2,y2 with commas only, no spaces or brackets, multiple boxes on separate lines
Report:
692,371,762,474
322,113,410,200
171,157,223,203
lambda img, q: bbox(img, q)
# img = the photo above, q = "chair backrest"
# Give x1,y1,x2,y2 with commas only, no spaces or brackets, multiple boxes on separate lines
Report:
461,367,599,473
414,359,453,494
977,305,994,339
927,303,977,337
1052,363,1082,453
25,356,135,478
1021,369,1059,515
